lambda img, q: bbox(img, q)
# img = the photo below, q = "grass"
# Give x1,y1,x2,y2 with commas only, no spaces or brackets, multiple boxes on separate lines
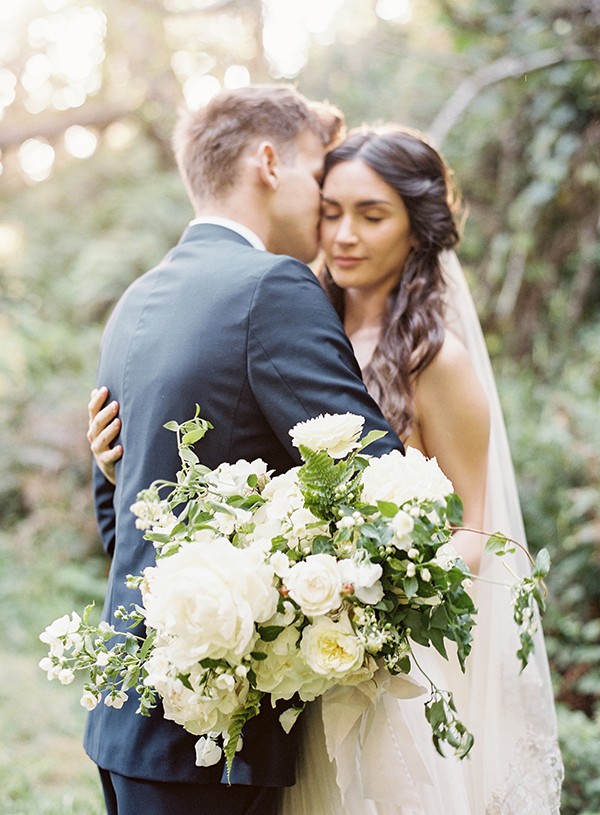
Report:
0,508,107,815
0,652,105,814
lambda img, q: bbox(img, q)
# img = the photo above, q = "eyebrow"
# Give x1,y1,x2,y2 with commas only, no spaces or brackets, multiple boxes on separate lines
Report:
321,196,394,208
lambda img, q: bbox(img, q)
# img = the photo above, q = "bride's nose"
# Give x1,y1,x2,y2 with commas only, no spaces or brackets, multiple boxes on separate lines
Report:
335,215,357,244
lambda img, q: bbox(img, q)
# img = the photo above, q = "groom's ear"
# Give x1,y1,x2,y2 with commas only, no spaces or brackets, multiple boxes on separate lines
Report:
254,141,280,192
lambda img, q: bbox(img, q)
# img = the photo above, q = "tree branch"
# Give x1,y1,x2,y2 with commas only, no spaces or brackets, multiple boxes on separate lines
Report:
127,0,238,16
429,46,600,147
0,104,137,151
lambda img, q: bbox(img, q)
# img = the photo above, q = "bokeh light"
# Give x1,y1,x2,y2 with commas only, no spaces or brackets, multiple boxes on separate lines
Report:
64,125,98,159
18,137,56,182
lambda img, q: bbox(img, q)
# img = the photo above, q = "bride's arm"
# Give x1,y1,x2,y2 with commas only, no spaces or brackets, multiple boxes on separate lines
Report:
412,331,490,574
87,387,122,485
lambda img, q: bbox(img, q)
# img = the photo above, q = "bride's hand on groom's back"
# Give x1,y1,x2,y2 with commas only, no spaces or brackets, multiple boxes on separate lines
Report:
87,386,122,485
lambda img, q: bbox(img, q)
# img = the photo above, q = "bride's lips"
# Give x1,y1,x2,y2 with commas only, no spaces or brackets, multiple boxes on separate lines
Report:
333,256,365,269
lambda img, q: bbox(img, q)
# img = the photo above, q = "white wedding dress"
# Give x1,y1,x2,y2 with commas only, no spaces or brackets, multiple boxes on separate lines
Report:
281,252,563,814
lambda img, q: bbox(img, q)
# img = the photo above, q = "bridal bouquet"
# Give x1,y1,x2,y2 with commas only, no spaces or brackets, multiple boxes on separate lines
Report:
39,409,549,773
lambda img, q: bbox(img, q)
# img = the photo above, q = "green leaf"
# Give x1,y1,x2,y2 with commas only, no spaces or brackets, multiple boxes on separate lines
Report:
257,625,285,642
163,420,180,432
484,532,511,554
445,493,464,526
533,548,550,578
403,576,419,599
377,500,400,517
359,429,387,450
312,536,336,555
182,427,208,445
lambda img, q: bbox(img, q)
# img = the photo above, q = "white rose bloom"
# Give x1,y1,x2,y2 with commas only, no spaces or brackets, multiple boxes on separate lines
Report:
269,551,291,578
362,447,453,506
205,459,270,498
142,537,278,671
338,558,384,605
253,625,334,702
289,413,365,459
258,470,304,520
300,614,365,679
284,554,343,617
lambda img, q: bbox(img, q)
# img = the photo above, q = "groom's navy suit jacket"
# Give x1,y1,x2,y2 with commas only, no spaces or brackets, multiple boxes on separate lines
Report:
84,223,403,787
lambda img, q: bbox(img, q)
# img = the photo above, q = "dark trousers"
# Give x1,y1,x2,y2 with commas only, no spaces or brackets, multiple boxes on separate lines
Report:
99,769,279,815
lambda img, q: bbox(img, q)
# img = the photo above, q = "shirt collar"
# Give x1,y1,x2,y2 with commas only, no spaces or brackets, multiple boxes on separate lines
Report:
189,216,266,251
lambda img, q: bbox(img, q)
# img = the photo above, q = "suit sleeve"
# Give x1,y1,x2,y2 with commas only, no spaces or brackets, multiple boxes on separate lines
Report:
247,258,404,460
93,461,116,558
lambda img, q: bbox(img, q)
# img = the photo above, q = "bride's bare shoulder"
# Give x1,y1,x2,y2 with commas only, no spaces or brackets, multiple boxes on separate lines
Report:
420,329,476,385
414,329,489,427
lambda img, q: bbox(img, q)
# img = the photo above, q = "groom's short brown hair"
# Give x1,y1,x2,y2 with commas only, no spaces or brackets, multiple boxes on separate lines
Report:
173,84,344,205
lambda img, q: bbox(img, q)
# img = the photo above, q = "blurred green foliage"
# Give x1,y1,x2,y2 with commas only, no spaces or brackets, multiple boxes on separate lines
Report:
0,0,599,810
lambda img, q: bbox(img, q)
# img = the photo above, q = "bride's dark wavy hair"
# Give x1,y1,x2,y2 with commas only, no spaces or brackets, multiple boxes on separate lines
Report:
319,126,461,439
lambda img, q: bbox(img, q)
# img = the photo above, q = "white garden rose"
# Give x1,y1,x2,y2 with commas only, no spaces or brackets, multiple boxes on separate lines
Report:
289,413,365,459
253,625,333,702
141,536,278,671
362,447,453,506
300,614,365,679
205,459,270,498
284,554,343,617
338,557,384,605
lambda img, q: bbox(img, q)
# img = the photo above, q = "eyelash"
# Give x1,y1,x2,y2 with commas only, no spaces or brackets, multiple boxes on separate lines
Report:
321,213,383,223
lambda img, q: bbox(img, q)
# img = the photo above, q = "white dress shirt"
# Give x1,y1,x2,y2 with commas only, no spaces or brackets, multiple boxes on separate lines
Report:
189,216,266,252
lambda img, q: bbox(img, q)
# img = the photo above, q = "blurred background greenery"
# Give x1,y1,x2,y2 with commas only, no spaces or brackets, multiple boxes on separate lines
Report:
0,0,598,812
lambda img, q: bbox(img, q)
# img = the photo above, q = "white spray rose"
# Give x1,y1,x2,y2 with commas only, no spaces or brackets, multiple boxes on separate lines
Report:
289,413,365,459
338,557,383,605
284,554,343,617
205,459,270,498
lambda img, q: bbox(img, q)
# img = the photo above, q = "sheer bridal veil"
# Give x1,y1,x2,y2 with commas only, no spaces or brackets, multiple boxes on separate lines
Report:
441,250,563,813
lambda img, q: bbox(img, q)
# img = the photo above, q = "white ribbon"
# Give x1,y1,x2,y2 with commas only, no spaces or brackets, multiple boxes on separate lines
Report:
321,667,433,807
